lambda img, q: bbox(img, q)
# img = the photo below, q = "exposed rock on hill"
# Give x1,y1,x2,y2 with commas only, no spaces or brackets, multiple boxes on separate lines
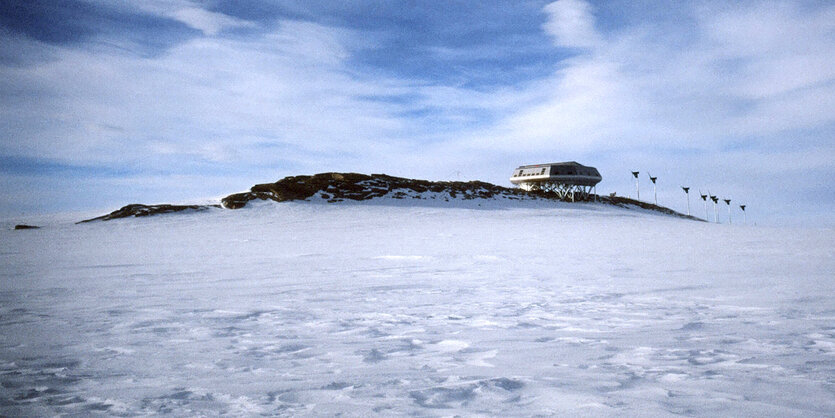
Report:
14,224,40,230
221,172,531,209
78,204,219,223
77,172,702,223
219,172,701,221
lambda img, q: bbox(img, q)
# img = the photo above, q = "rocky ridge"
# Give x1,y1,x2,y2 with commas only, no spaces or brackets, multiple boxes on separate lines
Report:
220,172,529,209
77,204,220,223
77,172,701,222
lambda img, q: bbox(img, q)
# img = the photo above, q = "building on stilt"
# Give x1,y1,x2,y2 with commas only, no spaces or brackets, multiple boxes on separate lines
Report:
509,161,602,201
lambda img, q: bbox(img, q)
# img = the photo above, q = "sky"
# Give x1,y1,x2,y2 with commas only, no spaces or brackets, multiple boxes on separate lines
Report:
1,0,833,225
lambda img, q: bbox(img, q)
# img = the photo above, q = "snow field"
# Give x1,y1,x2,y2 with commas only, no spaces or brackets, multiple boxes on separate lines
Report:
1,201,833,416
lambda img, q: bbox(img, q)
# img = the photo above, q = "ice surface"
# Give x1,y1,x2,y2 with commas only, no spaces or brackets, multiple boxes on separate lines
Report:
1,200,833,416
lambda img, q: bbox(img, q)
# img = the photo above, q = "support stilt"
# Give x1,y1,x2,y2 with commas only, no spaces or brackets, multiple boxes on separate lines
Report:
521,181,594,202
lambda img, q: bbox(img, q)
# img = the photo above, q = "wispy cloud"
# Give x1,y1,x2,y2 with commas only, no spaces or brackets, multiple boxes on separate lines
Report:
168,7,256,36
475,0,835,149
542,0,602,48
1,20,395,164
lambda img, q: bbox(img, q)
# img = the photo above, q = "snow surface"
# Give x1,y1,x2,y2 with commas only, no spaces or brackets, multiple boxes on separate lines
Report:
1,199,834,416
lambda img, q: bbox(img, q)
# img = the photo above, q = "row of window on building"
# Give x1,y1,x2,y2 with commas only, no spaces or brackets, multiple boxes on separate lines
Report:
516,168,547,177
516,168,597,177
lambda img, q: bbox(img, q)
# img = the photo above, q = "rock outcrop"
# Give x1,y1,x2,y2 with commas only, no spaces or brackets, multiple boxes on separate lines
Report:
78,204,219,223
14,224,40,230
76,173,702,223
221,172,532,209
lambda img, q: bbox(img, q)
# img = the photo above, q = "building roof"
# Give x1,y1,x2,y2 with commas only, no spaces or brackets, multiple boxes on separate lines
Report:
515,161,587,169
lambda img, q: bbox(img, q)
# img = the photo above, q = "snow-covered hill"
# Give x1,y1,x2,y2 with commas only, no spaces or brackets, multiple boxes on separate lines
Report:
72,172,701,223
1,202,833,416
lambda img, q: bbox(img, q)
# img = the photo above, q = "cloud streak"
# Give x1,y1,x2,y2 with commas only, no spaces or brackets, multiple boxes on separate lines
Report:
542,0,602,48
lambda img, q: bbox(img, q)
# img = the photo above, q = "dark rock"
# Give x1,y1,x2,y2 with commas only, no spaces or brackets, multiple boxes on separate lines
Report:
14,224,40,230
78,204,220,223
220,172,532,209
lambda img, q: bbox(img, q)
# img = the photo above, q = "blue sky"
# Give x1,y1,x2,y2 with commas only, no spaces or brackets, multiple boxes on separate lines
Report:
1,0,833,225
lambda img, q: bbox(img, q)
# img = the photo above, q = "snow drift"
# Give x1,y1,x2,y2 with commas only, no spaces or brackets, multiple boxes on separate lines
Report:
1,201,832,416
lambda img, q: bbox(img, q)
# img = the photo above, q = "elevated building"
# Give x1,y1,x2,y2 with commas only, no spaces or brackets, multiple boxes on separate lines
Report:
509,161,602,201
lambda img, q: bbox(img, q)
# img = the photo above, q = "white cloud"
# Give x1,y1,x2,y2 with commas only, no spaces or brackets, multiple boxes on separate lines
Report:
700,2,835,99
0,20,407,170
89,0,257,36
469,0,835,154
542,0,602,48
168,7,256,36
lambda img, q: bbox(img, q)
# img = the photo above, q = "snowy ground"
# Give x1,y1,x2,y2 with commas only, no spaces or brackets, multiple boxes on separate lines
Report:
1,199,834,416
